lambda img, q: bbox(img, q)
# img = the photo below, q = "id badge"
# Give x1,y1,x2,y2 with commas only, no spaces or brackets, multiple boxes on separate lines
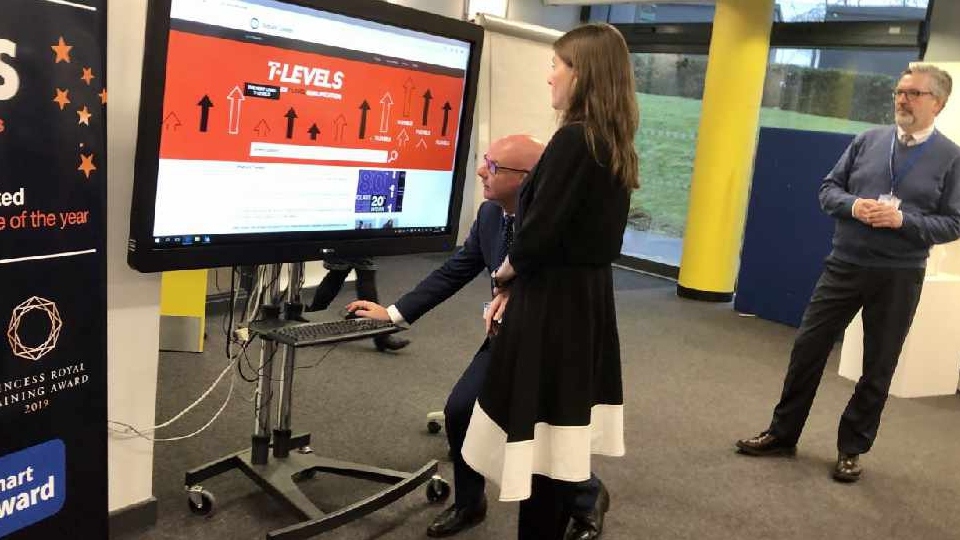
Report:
879,193,901,209
483,302,490,318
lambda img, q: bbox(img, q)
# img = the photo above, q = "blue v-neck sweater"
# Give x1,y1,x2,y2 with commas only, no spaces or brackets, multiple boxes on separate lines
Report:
819,125,960,268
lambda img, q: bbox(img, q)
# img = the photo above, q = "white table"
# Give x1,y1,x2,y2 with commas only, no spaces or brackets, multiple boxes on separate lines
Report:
839,272,960,398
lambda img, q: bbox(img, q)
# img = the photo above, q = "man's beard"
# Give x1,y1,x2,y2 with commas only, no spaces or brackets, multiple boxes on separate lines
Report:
895,109,915,129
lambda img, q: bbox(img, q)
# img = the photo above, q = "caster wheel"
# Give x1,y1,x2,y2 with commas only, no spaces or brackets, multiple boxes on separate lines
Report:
426,475,450,503
187,486,215,516
427,420,442,434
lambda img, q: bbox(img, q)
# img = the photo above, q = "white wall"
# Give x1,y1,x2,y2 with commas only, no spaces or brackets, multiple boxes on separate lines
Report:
507,0,581,31
924,0,960,62
472,16,563,214
107,0,162,513
926,0,960,276
383,0,464,19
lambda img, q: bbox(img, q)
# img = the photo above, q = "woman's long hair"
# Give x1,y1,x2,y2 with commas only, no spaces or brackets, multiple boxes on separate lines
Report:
554,23,639,190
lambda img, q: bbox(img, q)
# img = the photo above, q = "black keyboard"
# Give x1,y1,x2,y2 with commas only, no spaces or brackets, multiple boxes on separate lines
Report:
268,318,398,347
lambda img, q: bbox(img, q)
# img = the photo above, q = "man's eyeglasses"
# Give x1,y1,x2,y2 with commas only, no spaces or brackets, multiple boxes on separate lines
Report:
893,89,935,101
484,154,529,176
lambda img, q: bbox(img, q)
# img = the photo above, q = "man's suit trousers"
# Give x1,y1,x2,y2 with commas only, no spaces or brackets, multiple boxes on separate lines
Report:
769,257,924,454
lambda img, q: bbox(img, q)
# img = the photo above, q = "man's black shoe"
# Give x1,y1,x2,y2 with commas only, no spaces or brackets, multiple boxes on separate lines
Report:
735,431,797,457
426,499,487,537
832,452,862,483
565,480,610,540
374,334,410,352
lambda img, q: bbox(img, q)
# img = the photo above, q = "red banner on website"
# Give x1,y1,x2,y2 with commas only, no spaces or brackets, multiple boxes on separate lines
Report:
159,30,466,172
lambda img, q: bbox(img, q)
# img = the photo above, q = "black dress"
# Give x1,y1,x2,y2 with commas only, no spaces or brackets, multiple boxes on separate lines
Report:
462,123,630,501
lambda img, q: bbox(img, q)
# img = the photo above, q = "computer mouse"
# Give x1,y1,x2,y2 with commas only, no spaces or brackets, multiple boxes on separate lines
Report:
338,307,360,320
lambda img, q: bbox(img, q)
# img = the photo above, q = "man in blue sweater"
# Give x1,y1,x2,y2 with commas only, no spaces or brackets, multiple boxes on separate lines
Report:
736,63,960,483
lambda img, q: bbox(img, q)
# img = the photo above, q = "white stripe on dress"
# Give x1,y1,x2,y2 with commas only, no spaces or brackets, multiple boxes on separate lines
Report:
462,402,625,501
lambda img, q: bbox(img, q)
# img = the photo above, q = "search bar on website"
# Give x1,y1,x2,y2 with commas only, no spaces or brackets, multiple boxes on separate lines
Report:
250,142,389,163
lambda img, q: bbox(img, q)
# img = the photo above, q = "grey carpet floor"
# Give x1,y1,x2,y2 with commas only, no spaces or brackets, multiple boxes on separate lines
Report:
114,253,960,540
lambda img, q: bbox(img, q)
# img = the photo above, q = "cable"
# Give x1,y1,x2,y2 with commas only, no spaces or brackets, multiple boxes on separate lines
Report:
237,345,259,383
107,343,248,441
224,265,238,361
295,343,338,370
108,367,237,442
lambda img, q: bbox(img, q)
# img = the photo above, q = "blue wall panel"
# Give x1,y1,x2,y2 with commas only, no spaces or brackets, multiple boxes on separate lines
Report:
734,128,854,327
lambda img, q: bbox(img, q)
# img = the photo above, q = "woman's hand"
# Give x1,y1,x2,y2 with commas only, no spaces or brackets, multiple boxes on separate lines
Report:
492,256,517,288
484,289,510,336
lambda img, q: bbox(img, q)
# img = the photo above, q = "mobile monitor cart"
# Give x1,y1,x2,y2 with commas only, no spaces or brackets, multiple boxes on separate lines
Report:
183,262,450,540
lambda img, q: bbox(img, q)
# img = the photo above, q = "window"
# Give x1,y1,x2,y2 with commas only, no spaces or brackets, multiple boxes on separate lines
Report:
761,47,919,134
780,1,929,23
590,1,930,25
624,52,708,267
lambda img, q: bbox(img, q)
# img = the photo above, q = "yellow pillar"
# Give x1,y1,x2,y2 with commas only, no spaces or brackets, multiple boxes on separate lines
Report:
677,0,774,301
159,270,208,352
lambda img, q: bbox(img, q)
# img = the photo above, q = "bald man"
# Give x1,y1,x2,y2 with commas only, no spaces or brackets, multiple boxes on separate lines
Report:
348,136,605,538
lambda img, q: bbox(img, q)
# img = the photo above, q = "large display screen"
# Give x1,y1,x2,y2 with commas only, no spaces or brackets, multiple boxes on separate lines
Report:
128,0,483,271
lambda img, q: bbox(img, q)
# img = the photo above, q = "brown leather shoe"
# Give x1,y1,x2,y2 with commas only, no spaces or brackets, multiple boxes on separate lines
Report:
735,431,797,456
426,499,487,537
833,453,862,483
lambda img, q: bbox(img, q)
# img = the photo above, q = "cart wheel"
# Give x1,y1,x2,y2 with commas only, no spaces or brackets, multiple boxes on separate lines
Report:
427,420,443,434
187,486,215,516
426,476,450,503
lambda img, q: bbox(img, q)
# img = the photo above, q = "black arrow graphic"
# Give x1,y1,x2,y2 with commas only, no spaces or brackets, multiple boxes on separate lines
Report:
308,123,321,141
284,107,298,139
441,101,452,136
197,95,213,132
359,100,371,139
421,89,432,126
254,119,271,137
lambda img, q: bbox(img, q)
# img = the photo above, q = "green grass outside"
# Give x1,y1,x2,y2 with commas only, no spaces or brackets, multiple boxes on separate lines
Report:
632,93,882,237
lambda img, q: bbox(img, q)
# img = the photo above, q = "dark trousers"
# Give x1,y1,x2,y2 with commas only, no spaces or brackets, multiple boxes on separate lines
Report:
518,475,584,540
445,344,600,514
769,258,924,455
308,268,379,310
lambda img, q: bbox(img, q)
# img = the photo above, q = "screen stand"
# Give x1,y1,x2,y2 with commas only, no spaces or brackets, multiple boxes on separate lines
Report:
184,262,447,540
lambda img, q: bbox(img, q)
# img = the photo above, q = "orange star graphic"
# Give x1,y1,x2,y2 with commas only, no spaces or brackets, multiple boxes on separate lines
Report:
81,67,95,85
51,37,73,63
98,88,108,105
78,153,96,179
53,88,71,110
77,106,92,126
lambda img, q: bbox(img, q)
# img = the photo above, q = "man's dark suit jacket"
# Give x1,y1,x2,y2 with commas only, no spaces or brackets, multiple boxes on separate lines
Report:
394,201,505,324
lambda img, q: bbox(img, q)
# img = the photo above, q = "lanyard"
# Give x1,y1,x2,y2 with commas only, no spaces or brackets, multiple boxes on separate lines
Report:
888,129,936,195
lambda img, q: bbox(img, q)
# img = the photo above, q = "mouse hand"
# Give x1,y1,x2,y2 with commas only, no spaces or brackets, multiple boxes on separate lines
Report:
345,300,390,321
